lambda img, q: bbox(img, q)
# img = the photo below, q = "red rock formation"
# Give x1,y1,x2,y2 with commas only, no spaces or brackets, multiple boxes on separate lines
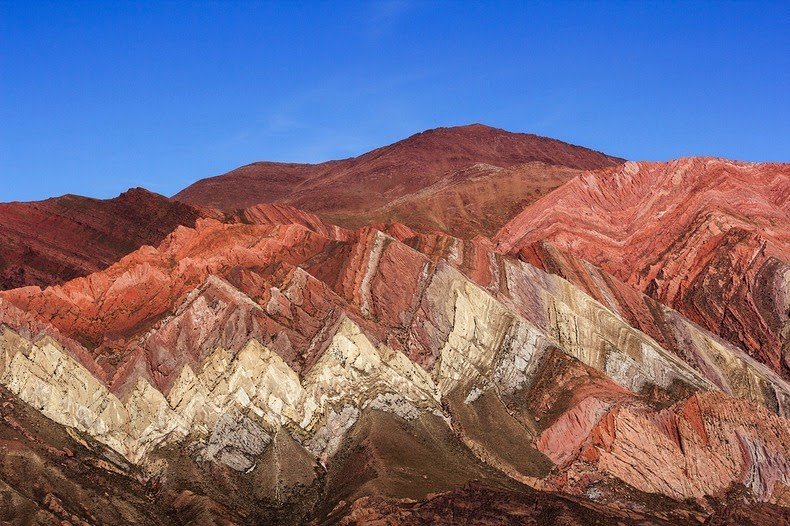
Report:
0,218,345,391
517,348,789,506
5,206,787,413
496,158,790,379
0,125,618,293
0,217,448,395
174,124,623,236
546,391,789,505
0,187,213,290
10,127,579,294
318,161,582,236
2,139,789,525
386,229,784,409
500,240,789,414
229,202,353,241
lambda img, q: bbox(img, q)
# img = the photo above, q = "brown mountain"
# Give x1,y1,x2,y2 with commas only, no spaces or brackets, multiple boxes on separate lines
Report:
174,124,623,236
0,188,212,290
0,125,621,291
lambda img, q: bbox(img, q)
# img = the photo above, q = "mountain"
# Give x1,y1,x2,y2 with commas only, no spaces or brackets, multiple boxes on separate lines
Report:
0,208,788,524
496,158,790,379
361,161,582,237
174,124,623,236
0,126,621,289
1,127,788,524
0,188,212,290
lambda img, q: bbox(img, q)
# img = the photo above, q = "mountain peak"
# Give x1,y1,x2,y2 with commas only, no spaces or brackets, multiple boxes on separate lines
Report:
173,125,624,221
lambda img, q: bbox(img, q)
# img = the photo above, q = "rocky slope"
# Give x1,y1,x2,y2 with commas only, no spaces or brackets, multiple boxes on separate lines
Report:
0,188,211,290
360,161,582,236
1,128,788,524
496,158,790,379
1,208,788,524
174,124,622,236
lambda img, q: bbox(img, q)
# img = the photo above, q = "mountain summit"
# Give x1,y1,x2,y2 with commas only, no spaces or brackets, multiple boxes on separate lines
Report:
173,124,624,231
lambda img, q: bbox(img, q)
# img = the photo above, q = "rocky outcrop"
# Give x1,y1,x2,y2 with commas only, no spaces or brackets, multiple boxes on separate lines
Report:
1,334,179,462
513,241,790,414
327,161,582,236
0,218,338,384
514,347,790,505
231,202,353,241
0,381,326,525
392,230,790,415
2,216,788,516
495,158,790,379
0,317,440,464
3,211,786,410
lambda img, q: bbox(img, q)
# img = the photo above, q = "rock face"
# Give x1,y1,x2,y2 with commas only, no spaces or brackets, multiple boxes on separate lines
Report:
1,131,788,525
496,158,790,379
1,203,788,524
361,161,582,238
0,187,211,290
174,124,623,236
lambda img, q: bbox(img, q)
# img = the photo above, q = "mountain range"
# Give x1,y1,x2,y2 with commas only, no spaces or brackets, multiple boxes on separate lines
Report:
0,124,787,525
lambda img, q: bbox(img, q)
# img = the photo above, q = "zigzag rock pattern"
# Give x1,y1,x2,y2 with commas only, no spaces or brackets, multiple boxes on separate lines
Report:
1,210,789,523
0,136,788,524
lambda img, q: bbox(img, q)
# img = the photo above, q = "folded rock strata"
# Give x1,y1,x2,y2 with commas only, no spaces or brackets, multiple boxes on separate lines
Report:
3,128,788,524
495,158,790,380
516,240,790,413
392,229,790,415
0,196,788,521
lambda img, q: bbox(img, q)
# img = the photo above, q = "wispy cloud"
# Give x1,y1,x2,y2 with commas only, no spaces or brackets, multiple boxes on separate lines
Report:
365,0,414,39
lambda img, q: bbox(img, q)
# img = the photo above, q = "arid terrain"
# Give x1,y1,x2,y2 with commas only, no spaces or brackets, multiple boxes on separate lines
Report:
0,125,788,525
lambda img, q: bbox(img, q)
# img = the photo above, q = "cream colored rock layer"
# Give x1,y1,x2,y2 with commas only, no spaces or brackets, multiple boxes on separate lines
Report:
0,329,182,462
0,319,439,463
497,258,790,413
0,261,772,467
426,264,714,399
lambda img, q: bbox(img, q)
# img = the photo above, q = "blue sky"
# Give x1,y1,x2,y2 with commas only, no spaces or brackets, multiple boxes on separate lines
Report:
1,1,788,201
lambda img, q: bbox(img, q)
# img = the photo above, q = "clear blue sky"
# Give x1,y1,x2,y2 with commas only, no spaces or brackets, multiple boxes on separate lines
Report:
1,1,788,202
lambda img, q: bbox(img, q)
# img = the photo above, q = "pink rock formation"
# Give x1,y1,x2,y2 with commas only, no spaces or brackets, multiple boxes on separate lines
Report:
496,158,790,379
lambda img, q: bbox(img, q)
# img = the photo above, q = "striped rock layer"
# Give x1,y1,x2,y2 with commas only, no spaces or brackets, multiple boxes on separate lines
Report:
496,158,790,380
1,212,788,524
